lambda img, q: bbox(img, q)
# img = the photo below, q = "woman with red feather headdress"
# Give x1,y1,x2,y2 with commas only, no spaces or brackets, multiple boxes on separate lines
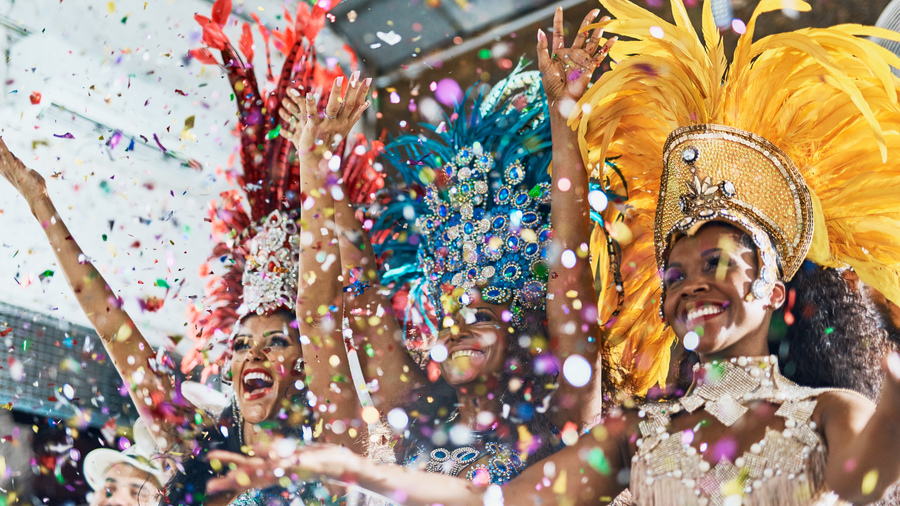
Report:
0,0,382,504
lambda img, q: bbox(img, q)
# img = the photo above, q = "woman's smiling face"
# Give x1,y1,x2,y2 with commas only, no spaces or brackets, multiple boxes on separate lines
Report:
435,291,512,387
662,223,785,360
230,311,304,424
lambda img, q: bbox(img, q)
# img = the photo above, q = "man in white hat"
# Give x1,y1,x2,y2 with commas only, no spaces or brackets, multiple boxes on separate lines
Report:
83,419,167,506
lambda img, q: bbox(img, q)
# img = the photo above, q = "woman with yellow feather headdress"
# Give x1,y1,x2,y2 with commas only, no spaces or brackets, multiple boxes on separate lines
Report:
193,0,900,504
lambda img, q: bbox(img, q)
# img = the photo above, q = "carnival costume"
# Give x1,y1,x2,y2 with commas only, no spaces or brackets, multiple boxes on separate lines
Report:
570,0,900,503
171,1,382,504
370,69,562,485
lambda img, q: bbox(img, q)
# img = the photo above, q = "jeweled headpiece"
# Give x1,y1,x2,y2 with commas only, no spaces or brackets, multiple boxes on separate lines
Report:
658,124,813,300
375,69,553,329
571,0,900,392
182,0,383,377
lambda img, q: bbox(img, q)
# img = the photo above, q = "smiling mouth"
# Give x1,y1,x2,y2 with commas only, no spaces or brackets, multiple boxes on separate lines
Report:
242,370,274,398
684,303,727,326
450,349,484,360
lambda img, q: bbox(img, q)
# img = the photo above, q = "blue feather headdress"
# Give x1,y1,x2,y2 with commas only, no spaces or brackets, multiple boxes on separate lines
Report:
374,69,553,330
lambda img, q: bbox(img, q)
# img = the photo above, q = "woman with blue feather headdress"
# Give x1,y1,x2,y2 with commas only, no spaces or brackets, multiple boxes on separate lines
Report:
204,16,623,492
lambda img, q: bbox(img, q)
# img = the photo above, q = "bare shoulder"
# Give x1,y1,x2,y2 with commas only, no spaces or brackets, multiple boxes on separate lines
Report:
814,389,876,432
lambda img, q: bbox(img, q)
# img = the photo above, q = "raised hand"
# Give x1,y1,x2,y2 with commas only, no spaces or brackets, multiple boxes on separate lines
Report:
0,136,46,204
537,7,616,108
278,72,372,156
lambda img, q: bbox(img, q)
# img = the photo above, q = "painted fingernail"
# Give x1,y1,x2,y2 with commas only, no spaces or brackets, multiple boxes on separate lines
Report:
538,28,544,41
351,70,360,85
335,77,343,87
590,9,600,18
364,77,372,87
289,88,301,96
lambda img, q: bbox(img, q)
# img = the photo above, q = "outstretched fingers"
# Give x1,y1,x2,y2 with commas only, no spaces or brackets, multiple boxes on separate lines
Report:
552,6,565,51
323,76,344,120
571,9,600,50
536,27,551,72
348,78,372,125
584,16,610,55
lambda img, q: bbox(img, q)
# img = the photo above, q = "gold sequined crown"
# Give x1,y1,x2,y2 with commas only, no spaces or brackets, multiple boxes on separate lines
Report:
658,124,814,287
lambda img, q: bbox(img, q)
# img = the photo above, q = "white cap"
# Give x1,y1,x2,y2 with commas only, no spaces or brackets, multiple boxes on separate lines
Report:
84,418,166,491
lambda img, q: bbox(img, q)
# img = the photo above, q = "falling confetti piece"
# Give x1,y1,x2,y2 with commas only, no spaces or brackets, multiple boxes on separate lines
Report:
29,91,41,104
434,78,462,106
266,125,281,140
152,133,167,152
376,31,402,46
0,328,10,337
53,133,75,139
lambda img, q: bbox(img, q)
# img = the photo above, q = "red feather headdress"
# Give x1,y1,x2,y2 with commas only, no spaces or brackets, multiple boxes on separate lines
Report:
182,0,384,379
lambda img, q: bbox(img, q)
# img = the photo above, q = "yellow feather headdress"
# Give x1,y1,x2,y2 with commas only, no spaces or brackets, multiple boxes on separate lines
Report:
579,0,900,393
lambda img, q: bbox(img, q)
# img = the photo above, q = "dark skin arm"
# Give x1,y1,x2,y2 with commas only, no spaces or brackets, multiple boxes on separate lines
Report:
819,354,900,503
206,410,638,505
538,7,616,429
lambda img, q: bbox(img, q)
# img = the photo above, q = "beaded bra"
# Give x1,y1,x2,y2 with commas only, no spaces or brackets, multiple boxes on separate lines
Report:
629,356,846,506
404,428,526,486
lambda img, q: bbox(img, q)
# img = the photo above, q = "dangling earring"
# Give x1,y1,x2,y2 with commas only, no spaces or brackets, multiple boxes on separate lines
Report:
231,394,244,447
293,358,305,375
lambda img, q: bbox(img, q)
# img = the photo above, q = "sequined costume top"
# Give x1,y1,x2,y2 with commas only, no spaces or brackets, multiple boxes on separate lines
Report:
625,356,847,506
402,420,526,486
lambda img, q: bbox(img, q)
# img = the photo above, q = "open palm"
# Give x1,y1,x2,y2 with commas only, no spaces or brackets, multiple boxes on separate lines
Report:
537,8,616,108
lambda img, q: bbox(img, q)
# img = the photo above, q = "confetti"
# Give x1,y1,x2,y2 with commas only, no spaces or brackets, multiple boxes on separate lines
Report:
375,31,402,46
29,91,41,104
53,133,75,139
683,331,700,350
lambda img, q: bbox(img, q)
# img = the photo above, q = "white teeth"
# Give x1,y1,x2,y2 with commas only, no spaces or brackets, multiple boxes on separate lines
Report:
686,305,724,323
450,350,483,360
243,372,273,384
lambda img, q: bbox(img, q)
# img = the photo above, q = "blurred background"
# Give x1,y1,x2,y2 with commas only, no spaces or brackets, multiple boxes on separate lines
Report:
0,0,895,502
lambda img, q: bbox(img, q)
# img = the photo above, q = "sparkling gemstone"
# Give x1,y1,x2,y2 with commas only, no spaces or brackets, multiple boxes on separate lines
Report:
682,146,699,164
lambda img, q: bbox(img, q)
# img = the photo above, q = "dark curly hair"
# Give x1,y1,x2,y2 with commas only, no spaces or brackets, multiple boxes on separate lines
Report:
771,262,894,400
668,223,896,400
400,309,560,467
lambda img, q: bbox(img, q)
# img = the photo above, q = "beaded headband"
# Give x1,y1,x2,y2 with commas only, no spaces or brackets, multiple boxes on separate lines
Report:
416,143,552,326
657,124,815,300
238,210,301,316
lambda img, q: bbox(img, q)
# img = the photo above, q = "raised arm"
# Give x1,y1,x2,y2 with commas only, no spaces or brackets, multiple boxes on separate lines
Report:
0,137,185,447
821,353,900,503
537,7,615,429
280,74,374,451
332,183,427,412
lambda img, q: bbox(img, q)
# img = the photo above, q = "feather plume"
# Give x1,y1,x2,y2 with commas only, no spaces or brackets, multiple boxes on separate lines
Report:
573,0,900,392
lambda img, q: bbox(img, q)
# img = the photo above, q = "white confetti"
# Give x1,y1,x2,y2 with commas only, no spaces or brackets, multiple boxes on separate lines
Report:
683,331,700,351
430,344,448,362
563,354,592,387
376,30,402,46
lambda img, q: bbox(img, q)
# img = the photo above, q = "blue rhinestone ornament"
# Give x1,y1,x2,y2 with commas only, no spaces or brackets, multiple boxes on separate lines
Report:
414,144,552,328
373,69,557,335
